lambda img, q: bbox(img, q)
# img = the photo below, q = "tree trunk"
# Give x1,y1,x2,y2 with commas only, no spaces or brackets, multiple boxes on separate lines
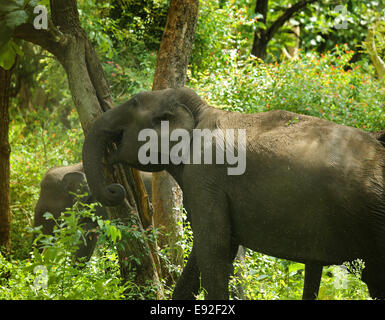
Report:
251,0,269,59
51,1,162,296
251,0,317,59
151,0,199,282
251,38,268,60
14,0,163,298
0,66,11,255
282,24,300,60
366,24,385,81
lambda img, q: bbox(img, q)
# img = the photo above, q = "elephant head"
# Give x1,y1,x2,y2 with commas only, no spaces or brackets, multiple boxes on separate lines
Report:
82,87,203,207
34,163,104,261
34,162,153,261
34,163,86,234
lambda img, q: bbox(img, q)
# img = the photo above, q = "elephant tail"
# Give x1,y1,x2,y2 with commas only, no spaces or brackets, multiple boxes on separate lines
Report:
82,114,126,207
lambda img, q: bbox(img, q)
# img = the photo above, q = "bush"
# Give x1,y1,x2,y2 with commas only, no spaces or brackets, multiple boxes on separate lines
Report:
191,44,385,132
9,105,83,260
0,204,125,300
230,251,370,300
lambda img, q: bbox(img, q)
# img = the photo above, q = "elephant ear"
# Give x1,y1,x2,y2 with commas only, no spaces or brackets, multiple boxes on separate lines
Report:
152,102,195,134
62,171,88,195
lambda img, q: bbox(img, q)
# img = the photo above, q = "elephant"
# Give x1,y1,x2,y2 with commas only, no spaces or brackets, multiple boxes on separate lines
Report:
81,87,385,300
301,129,385,300
370,129,385,147
34,162,152,262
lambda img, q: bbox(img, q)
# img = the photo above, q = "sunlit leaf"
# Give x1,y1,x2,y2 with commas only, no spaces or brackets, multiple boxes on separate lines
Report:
0,41,16,70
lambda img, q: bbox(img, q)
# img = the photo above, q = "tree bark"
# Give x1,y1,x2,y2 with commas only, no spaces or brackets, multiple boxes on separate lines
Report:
251,0,269,60
282,24,300,60
0,66,11,255
151,0,199,282
14,0,163,297
366,24,385,81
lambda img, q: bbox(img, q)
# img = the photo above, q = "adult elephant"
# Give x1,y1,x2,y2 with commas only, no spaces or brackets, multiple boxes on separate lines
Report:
370,129,385,147
34,162,152,262
302,129,385,300
82,87,385,300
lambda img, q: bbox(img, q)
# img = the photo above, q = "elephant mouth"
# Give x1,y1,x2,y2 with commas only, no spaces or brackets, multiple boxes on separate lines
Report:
137,121,247,176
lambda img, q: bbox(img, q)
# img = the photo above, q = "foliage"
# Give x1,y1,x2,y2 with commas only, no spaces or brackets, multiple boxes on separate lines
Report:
4,0,385,301
191,0,251,76
230,251,370,300
0,203,126,299
9,103,83,260
109,0,169,51
298,0,385,55
77,0,158,101
102,48,156,102
192,0,385,65
0,0,47,69
191,44,385,132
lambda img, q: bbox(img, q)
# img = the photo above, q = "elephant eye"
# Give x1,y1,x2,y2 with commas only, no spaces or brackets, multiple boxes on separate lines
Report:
130,96,139,108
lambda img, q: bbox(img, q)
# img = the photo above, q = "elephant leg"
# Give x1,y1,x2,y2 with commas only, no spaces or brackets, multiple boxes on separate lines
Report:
173,242,241,300
191,196,234,300
74,219,98,263
302,263,323,300
172,247,201,300
195,238,234,300
362,261,385,299
366,282,385,300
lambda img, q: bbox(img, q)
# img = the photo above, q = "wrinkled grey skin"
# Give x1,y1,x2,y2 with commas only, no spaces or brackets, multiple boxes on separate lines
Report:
82,87,385,300
302,129,385,300
370,130,385,147
34,162,153,262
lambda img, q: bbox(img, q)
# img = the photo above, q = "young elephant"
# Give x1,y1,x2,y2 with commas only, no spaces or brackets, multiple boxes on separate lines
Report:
82,87,385,300
34,162,152,262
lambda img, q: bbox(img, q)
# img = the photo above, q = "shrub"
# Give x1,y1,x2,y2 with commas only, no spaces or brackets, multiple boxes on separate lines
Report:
0,204,126,300
191,44,385,132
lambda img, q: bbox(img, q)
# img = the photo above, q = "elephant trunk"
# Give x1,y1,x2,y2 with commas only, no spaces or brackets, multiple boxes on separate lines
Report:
82,114,126,207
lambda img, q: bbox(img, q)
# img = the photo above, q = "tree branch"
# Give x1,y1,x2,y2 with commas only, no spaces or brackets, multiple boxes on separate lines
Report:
13,19,66,57
266,0,317,42
366,24,385,81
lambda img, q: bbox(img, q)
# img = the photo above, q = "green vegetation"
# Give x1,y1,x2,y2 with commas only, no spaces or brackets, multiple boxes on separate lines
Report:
194,47,385,131
1,0,384,300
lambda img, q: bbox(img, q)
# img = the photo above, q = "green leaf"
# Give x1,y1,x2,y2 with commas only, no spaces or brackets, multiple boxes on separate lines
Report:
5,10,28,29
42,212,54,220
32,247,43,265
0,41,16,70
95,280,105,295
256,274,268,281
0,0,24,13
10,41,23,56
27,0,42,7
107,225,121,243
288,263,304,273
0,21,12,48
43,247,59,263
0,9,28,49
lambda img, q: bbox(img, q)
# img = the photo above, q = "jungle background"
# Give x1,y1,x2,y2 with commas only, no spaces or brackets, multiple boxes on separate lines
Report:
0,0,384,300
